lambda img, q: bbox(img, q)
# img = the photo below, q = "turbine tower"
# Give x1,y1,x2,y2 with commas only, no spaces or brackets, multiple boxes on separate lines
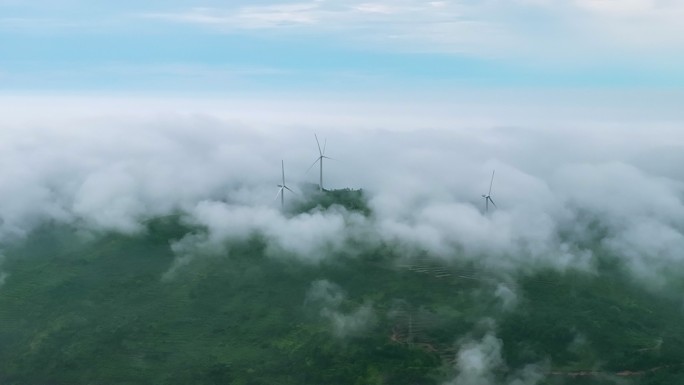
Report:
481,170,497,213
275,160,294,208
307,134,333,191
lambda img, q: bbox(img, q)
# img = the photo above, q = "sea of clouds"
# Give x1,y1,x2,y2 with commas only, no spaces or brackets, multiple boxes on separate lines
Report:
2,94,684,288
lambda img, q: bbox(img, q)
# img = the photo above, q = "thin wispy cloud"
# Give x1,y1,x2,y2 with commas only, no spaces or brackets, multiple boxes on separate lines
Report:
3,1,683,69
142,1,502,55
2,1,682,92
140,0,684,62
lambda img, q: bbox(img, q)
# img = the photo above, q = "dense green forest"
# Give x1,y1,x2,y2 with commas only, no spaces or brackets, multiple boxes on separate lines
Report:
0,189,683,384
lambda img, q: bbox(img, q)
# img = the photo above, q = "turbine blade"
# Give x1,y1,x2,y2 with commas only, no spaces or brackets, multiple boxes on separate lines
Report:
322,156,338,161
323,138,327,155
281,160,285,185
315,134,322,156
488,197,497,208
489,169,495,195
274,187,284,201
485,198,489,213
284,186,297,194
305,158,320,174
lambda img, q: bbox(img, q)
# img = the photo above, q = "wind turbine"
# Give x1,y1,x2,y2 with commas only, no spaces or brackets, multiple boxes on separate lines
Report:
307,134,333,191
481,170,497,214
275,160,294,208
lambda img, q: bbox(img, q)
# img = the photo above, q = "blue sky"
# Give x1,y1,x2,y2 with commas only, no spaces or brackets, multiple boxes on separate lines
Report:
2,0,684,94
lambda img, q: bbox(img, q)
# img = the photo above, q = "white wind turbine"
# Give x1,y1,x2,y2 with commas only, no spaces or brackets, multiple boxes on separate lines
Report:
307,134,333,191
275,160,294,208
481,170,497,213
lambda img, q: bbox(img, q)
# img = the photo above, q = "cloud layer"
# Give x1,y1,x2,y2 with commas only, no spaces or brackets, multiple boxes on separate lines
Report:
1,95,684,287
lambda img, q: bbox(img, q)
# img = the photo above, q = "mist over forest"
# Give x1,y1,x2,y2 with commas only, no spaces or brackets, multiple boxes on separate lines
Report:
0,99,683,384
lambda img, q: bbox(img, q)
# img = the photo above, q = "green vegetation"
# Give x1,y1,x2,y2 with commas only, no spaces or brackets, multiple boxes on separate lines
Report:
0,192,683,384
294,185,371,215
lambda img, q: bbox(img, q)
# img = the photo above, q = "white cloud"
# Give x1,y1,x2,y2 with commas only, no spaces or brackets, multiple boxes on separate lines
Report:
183,200,369,263
306,279,377,337
0,94,684,286
495,283,519,311
306,279,346,307
448,332,505,385
322,302,376,338
445,330,546,385
145,3,323,29
353,3,395,14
